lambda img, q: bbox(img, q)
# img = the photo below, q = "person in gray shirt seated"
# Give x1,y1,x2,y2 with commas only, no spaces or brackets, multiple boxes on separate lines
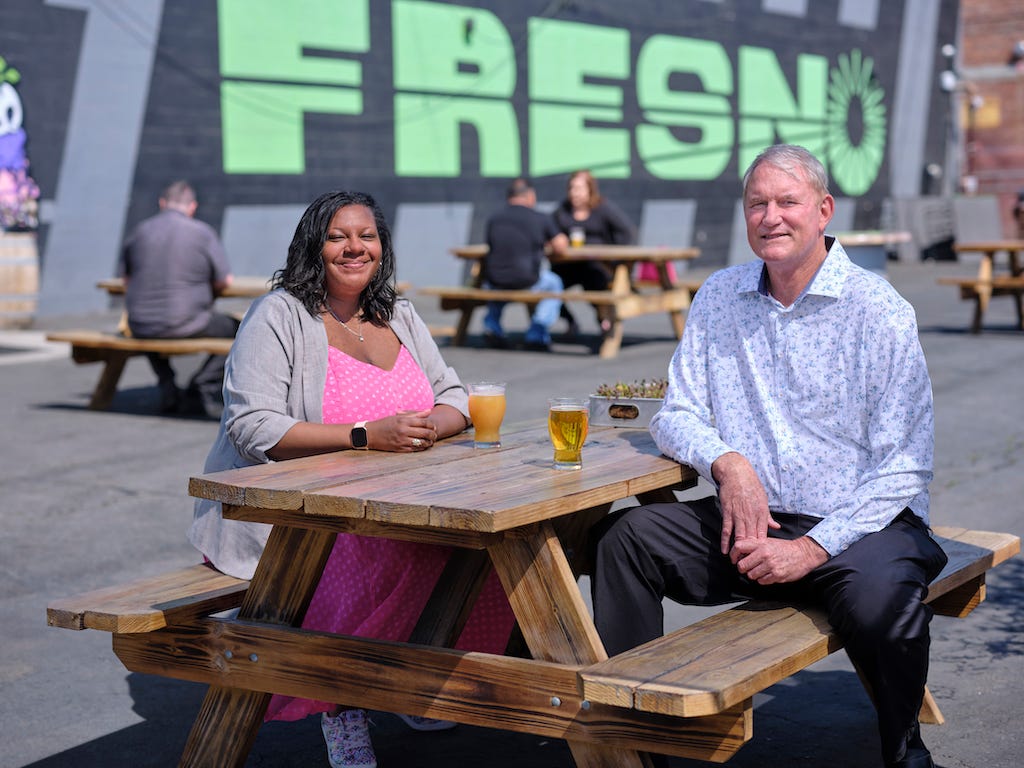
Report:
119,180,237,416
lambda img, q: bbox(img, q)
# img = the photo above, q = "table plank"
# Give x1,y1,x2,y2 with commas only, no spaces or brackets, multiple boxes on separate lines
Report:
299,428,692,532
189,424,544,510
98,275,271,298
450,244,701,264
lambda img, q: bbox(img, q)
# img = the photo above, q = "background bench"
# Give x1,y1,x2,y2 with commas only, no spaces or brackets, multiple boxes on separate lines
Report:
417,282,702,358
46,525,1017,761
936,276,1024,333
45,329,234,410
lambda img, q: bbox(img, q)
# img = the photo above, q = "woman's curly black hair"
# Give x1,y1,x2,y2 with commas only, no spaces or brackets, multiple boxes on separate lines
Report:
271,190,398,325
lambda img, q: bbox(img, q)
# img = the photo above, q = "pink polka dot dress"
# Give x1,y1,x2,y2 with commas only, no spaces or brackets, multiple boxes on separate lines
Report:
265,345,516,722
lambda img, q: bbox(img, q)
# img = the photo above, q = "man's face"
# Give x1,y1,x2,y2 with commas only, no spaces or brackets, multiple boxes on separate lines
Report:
743,163,833,269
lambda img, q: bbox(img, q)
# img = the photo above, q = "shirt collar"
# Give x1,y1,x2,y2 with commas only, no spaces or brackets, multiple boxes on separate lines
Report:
739,235,851,300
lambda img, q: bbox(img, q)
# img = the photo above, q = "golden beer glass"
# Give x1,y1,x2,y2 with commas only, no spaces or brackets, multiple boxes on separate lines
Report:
548,397,589,470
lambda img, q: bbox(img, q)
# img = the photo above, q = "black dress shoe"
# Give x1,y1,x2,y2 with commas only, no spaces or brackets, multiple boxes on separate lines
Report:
886,723,936,768
158,381,180,414
522,339,552,352
483,331,508,349
887,752,935,768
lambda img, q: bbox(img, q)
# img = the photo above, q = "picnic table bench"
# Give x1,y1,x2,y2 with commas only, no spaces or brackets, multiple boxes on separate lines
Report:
44,330,235,410
419,244,702,358
939,240,1024,332
44,277,273,410
45,423,1019,766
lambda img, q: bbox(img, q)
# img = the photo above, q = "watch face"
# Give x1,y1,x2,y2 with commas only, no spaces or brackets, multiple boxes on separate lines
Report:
352,427,368,449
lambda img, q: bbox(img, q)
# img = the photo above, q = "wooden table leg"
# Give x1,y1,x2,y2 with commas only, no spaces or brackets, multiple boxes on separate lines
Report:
973,253,994,334
452,306,474,346
88,351,130,410
657,263,688,339
598,313,624,358
409,548,492,647
488,521,654,768
178,525,336,768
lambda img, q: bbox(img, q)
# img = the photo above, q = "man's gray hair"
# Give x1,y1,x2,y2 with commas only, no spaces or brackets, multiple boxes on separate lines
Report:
161,180,196,207
742,145,830,198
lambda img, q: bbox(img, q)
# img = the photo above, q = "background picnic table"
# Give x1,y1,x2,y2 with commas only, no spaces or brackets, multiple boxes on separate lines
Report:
2,259,1023,768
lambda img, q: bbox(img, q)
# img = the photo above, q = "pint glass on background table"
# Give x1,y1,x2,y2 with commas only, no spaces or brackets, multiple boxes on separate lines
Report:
548,397,589,470
468,382,506,448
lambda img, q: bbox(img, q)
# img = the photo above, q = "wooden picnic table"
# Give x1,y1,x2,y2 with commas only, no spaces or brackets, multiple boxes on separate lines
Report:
420,244,701,358
939,240,1024,332
953,239,1024,281
98,275,272,298
47,420,1020,765
131,423,717,767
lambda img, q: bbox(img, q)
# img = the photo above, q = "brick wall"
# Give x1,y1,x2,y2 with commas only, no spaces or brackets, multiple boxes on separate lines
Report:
960,0,1024,234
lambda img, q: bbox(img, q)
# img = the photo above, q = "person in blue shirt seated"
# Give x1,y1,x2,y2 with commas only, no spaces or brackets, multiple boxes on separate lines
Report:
590,144,947,768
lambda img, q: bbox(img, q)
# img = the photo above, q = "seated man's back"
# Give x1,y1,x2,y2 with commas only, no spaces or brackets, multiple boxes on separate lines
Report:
123,208,228,338
119,180,236,417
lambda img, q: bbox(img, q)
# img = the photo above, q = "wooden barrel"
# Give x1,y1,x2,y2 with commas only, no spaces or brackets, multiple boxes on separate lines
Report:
0,231,39,328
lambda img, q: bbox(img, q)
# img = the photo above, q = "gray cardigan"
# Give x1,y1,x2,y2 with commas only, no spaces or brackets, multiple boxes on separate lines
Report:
188,289,469,579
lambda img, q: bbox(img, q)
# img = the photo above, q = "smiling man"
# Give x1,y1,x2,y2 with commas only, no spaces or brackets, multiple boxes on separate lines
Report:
591,144,947,768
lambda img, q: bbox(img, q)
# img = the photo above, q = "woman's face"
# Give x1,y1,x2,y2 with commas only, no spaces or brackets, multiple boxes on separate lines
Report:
321,204,382,298
568,174,590,209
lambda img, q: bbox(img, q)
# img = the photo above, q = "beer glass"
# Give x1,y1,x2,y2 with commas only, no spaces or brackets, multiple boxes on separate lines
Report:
548,397,589,470
468,382,506,448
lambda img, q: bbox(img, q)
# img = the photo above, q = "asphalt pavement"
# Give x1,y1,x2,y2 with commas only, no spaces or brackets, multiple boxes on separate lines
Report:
1,258,1022,768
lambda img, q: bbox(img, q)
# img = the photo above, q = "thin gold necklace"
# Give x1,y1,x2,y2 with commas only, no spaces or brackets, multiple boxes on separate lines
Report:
327,305,364,342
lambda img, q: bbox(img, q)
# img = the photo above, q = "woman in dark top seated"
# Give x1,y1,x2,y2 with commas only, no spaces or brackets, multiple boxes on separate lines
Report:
551,169,636,335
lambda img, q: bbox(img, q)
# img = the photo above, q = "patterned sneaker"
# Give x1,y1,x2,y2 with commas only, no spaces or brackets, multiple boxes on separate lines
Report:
395,712,457,731
321,709,377,768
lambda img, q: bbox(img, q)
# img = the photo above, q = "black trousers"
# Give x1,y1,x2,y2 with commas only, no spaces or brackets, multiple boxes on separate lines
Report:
590,497,948,765
551,260,610,324
145,311,239,399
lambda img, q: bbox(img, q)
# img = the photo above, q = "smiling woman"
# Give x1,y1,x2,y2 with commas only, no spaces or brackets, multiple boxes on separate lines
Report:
187,190,513,767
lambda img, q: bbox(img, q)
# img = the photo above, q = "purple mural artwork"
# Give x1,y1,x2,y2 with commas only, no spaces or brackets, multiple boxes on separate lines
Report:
0,56,39,231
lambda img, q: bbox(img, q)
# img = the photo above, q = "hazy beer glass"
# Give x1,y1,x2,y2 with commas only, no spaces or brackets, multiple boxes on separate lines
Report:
468,382,506,448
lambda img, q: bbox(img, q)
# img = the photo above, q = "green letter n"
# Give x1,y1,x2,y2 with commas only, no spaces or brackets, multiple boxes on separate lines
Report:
737,47,828,176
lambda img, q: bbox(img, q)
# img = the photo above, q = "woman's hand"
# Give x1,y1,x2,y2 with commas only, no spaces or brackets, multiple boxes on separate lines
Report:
368,409,438,452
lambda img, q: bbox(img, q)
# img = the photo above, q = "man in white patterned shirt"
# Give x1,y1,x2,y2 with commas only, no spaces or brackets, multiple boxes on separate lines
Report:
591,145,947,768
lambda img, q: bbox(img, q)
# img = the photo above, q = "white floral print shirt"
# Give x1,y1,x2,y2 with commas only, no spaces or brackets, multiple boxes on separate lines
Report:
650,239,933,556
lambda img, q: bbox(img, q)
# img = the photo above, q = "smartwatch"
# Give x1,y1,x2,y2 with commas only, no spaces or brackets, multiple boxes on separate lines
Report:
351,421,369,450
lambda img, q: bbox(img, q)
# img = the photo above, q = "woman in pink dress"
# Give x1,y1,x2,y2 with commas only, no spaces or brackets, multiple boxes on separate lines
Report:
189,191,515,768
